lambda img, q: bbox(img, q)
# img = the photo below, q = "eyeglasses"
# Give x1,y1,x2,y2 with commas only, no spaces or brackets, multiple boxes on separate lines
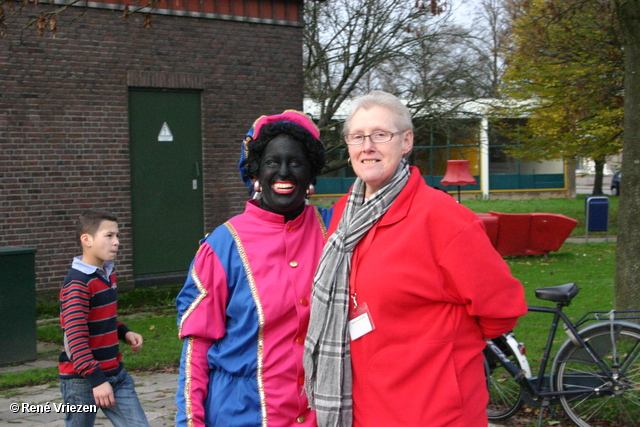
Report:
343,130,401,145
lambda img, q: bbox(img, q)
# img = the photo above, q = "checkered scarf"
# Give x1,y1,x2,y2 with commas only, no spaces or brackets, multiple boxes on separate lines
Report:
303,159,410,427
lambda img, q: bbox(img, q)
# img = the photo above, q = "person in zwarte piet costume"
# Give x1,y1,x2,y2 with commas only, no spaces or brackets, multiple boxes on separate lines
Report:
175,110,331,427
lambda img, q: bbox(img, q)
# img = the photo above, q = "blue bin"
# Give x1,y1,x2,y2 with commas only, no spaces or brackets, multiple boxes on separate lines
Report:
585,196,609,232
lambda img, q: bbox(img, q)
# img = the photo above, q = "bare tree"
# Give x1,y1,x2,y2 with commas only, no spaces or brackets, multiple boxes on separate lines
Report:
304,0,450,128
465,0,511,97
0,0,158,38
304,0,493,171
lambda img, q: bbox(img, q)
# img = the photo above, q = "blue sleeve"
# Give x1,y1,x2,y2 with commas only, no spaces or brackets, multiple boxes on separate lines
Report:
175,256,199,326
175,338,190,427
318,205,334,229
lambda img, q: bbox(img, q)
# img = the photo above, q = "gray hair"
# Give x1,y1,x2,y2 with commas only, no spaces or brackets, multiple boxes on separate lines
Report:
343,90,413,135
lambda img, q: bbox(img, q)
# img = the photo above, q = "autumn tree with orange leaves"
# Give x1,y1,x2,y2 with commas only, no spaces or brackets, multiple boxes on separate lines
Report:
497,0,623,195
499,0,640,309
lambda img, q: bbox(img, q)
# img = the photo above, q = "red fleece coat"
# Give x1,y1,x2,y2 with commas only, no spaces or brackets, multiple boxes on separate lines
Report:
328,167,527,427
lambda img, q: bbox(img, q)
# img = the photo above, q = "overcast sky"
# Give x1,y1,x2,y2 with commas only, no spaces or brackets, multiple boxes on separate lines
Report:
449,0,477,26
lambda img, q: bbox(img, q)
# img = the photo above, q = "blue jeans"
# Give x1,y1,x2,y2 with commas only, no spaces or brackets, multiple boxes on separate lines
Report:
59,368,149,427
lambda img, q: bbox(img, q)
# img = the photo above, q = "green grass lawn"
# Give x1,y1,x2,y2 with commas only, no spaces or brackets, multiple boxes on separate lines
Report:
0,285,184,390
506,241,617,371
0,197,621,390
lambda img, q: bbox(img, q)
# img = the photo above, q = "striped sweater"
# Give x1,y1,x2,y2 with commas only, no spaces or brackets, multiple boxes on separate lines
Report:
58,268,130,387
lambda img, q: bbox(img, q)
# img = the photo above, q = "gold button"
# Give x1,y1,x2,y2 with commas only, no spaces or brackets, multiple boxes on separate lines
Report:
300,298,308,306
297,415,306,423
290,261,298,268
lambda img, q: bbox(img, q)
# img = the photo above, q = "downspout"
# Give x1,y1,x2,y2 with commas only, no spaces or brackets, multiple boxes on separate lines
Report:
480,117,490,200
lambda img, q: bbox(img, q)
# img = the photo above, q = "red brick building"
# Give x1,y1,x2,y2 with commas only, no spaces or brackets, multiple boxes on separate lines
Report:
1,0,316,291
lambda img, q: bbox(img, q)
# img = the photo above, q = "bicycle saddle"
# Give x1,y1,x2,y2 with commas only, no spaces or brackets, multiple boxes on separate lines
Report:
535,282,579,303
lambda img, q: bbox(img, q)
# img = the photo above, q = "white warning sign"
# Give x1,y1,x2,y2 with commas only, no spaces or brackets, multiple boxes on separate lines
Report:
158,122,174,142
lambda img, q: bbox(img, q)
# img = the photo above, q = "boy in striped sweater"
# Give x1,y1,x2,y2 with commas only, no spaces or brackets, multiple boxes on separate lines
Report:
58,209,149,427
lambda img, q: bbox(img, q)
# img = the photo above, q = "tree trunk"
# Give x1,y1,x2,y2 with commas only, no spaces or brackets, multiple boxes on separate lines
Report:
566,158,577,199
614,0,640,311
591,157,605,196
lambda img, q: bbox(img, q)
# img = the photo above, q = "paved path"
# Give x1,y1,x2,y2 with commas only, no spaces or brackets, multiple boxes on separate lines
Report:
576,173,614,195
0,369,177,426
566,235,616,243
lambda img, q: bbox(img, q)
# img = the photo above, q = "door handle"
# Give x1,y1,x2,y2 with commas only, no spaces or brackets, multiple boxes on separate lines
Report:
192,162,200,190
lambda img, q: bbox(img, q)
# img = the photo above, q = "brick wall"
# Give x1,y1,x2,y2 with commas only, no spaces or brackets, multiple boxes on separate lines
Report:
0,4,305,292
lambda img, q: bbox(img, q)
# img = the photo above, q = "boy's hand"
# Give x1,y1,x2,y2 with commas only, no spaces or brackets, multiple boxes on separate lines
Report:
93,382,115,408
125,331,144,353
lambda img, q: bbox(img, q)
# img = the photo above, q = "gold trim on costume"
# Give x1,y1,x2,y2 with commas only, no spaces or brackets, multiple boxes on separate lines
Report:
178,244,209,337
184,336,195,427
313,205,328,239
224,221,268,427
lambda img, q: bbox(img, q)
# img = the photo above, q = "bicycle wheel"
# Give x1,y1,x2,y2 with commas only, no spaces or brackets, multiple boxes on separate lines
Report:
484,335,525,420
554,323,640,427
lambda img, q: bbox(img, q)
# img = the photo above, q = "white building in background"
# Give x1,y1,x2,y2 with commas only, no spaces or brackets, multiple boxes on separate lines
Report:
305,98,570,200
575,156,621,176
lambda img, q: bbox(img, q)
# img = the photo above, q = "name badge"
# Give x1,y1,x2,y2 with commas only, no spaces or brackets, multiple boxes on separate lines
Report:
348,302,375,340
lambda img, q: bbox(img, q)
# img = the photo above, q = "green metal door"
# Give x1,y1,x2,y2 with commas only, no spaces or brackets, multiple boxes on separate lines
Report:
128,89,203,281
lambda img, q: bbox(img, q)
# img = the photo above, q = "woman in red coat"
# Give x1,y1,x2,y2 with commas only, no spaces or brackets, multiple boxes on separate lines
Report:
304,90,528,427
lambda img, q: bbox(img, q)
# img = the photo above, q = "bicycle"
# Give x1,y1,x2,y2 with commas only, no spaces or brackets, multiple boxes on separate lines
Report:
483,282,640,427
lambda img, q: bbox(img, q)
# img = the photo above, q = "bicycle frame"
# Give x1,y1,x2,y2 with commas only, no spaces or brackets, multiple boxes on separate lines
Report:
487,303,640,406
487,282,640,426
528,304,616,401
